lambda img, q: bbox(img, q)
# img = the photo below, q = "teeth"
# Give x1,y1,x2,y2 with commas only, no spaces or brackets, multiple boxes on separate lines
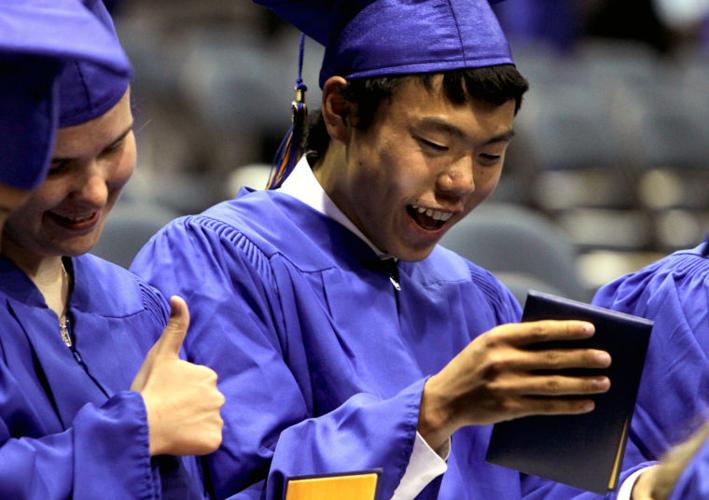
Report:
410,204,453,222
59,214,93,223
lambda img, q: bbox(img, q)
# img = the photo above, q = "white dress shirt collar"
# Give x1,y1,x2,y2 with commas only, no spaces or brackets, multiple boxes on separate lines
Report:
277,156,390,258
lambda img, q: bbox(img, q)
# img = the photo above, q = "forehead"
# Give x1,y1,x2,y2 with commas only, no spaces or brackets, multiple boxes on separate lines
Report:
53,89,132,157
380,76,516,137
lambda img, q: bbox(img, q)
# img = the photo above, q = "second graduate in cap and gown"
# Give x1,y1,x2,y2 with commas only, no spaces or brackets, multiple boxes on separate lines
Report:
0,1,222,497
134,0,653,498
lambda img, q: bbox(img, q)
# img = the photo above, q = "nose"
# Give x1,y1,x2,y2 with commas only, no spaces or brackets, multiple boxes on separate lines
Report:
70,160,109,207
436,155,475,198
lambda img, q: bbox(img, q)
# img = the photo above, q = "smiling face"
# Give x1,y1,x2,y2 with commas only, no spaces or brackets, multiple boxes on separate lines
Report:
2,90,135,266
317,75,516,261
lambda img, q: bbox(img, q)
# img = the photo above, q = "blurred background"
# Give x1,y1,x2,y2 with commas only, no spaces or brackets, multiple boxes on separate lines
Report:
95,0,709,303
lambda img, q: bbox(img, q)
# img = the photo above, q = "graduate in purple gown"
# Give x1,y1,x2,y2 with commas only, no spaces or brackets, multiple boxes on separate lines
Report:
0,1,224,497
133,1,652,498
593,236,709,465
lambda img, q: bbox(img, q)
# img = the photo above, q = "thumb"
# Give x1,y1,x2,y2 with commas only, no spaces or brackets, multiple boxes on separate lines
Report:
154,295,190,358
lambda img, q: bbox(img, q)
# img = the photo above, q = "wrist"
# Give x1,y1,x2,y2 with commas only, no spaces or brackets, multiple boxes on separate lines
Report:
418,375,456,451
141,392,165,456
631,466,659,500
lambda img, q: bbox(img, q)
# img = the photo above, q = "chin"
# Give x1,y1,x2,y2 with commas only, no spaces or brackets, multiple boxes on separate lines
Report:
393,244,437,262
59,237,101,258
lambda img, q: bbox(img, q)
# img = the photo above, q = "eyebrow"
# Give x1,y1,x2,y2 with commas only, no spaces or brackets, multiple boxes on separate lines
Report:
418,117,515,145
51,122,134,163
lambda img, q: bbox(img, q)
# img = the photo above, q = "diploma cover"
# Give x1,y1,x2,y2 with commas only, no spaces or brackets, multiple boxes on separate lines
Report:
284,470,380,500
486,290,653,493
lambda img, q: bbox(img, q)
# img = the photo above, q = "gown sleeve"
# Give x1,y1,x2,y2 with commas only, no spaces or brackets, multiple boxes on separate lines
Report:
0,381,159,499
132,217,426,499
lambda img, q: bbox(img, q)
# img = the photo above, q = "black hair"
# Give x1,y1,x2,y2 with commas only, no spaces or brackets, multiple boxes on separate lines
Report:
304,64,529,162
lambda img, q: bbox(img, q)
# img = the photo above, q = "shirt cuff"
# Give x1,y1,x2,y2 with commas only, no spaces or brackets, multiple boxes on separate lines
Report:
391,432,450,500
616,467,649,500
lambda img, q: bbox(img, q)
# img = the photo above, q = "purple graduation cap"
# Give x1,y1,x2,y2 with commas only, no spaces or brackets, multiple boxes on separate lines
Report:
256,0,514,188
0,0,132,190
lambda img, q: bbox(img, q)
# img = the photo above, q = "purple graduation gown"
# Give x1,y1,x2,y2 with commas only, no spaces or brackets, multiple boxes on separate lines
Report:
0,254,199,499
132,189,649,499
593,241,709,460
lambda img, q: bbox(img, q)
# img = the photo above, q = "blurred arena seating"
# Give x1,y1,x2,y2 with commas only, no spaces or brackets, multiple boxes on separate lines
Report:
92,202,180,269
440,203,588,303
102,1,708,294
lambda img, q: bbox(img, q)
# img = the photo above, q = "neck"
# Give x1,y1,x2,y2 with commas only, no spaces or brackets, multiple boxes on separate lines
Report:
1,238,69,318
313,144,356,224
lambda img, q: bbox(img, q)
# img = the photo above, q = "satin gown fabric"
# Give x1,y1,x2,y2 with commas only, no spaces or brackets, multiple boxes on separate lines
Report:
594,241,709,462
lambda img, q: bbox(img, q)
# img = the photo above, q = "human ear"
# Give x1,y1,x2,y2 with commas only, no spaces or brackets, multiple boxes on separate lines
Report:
321,76,355,145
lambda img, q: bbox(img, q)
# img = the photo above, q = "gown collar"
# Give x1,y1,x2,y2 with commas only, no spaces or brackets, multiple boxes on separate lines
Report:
278,156,393,260
0,256,53,308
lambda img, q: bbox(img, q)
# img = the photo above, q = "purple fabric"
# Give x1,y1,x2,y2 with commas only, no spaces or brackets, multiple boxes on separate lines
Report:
0,0,131,190
0,254,200,497
57,0,131,127
593,241,709,463
57,58,129,127
0,0,130,73
255,0,514,88
0,57,60,190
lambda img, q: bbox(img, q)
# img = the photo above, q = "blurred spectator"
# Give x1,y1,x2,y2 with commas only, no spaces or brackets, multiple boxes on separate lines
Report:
493,0,581,52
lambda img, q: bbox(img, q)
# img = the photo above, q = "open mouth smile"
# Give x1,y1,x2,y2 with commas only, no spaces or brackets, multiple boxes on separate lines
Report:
406,203,453,231
47,211,100,231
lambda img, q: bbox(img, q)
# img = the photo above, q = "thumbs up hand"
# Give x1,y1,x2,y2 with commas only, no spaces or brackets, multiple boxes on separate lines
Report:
131,296,225,456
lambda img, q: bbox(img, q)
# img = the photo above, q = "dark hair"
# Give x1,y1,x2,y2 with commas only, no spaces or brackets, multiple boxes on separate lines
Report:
305,64,529,161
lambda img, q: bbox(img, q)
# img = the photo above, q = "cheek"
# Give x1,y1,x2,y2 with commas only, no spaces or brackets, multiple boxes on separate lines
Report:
108,139,137,194
473,167,502,196
22,182,67,215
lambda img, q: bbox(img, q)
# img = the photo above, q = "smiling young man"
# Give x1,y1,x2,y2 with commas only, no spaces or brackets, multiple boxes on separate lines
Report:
133,0,652,498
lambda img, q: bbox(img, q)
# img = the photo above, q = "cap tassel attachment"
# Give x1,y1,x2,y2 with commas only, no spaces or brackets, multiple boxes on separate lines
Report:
267,33,308,190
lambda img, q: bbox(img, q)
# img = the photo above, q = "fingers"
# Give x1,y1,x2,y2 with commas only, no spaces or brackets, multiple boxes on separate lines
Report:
155,296,191,358
494,320,595,347
490,374,611,397
142,360,226,456
501,396,597,420
511,348,611,372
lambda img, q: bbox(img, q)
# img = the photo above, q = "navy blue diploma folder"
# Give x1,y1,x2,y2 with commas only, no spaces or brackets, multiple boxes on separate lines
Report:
486,290,653,494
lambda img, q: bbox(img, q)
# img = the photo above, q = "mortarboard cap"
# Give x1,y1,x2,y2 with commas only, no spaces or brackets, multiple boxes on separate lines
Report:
0,0,132,190
257,0,514,189
256,0,514,88
57,0,132,127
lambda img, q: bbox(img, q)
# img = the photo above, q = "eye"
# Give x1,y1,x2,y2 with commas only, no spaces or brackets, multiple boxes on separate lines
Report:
102,138,125,157
478,153,503,166
416,137,449,153
48,159,70,176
